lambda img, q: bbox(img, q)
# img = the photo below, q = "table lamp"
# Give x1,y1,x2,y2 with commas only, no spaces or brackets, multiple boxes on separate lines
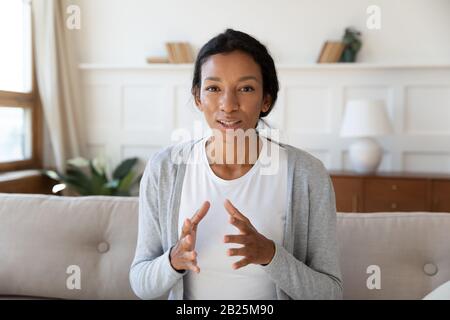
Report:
340,99,393,173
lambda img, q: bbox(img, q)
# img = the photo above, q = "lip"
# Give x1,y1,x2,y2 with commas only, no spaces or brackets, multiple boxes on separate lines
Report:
216,119,242,130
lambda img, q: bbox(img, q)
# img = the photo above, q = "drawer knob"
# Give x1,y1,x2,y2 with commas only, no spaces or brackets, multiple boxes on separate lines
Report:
391,184,398,191
391,203,398,209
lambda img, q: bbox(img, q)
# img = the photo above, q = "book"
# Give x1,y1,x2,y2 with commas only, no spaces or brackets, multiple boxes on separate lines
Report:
173,43,182,63
178,43,186,63
165,42,194,63
182,42,194,63
146,56,170,64
165,42,176,63
180,42,188,63
317,41,345,63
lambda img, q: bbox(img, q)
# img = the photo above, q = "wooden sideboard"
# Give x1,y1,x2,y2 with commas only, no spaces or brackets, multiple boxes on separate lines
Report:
0,172,55,195
330,171,450,213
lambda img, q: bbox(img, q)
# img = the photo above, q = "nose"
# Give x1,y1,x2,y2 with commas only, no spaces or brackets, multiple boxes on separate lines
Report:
219,91,239,113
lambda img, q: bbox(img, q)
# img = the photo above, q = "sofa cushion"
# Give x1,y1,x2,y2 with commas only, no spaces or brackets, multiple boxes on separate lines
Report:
337,212,450,299
0,193,139,299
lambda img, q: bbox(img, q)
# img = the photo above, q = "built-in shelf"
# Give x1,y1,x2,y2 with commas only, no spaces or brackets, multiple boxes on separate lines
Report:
79,63,450,71
78,61,450,174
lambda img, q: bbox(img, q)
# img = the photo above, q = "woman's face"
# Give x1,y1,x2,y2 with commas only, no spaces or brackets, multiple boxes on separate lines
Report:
194,50,271,135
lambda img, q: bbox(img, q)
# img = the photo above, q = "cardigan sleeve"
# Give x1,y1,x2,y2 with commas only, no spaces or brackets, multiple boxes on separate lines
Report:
261,160,343,299
129,154,186,300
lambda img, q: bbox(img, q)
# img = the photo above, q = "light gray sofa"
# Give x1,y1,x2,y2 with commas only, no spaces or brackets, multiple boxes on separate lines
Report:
0,193,449,300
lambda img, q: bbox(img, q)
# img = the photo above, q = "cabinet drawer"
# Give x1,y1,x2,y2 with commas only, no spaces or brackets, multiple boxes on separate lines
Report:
364,179,429,212
432,180,450,212
331,177,363,212
0,175,55,194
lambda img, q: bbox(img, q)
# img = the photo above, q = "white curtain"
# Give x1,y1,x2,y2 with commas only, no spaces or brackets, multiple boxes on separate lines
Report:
31,0,86,173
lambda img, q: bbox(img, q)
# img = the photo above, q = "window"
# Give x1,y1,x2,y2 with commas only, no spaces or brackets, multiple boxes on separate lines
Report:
0,107,32,162
0,0,42,172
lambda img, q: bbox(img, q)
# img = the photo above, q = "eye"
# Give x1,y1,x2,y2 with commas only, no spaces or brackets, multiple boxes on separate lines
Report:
205,86,219,92
240,86,255,92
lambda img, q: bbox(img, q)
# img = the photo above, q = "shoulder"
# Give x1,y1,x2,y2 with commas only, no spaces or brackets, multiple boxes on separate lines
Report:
277,141,327,174
275,140,331,187
144,138,202,178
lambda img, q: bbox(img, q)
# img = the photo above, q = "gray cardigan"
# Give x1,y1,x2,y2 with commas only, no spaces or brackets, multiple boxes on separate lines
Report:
129,138,343,300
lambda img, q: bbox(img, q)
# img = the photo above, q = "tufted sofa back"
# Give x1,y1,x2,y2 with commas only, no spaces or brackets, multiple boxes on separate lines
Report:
0,194,139,299
337,212,450,299
0,193,449,299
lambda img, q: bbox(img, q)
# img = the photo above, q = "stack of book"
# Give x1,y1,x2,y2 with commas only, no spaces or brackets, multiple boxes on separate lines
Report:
146,57,169,63
165,42,194,64
317,41,345,63
146,42,194,64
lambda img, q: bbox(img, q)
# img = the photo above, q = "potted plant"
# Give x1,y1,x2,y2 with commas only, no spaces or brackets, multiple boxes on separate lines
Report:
42,156,142,196
340,27,362,63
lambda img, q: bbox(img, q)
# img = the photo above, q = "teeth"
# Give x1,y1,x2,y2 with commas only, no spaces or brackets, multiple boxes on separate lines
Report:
220,120,240,125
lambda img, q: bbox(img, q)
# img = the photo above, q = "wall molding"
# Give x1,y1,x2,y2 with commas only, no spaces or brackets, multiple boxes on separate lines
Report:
80,63,450,174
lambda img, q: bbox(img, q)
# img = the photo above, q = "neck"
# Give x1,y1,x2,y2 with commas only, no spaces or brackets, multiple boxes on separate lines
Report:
205,131,262,167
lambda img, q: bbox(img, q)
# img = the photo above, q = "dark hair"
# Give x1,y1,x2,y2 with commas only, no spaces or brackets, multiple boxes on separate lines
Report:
191,29,279,119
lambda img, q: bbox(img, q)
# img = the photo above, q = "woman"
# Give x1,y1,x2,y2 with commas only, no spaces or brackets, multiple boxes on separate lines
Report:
129,29,342,300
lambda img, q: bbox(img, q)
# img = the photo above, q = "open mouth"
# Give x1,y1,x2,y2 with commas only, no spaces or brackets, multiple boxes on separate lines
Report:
217,120,242,129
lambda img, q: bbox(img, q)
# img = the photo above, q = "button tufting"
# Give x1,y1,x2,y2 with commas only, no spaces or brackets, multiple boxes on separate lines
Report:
97,242,109,253
423,263,438,276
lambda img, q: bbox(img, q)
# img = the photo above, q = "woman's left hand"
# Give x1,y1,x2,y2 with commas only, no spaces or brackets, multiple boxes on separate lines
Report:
223,199,275,270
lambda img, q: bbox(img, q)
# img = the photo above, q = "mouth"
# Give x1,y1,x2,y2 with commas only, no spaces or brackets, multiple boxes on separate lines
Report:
216,119,242,130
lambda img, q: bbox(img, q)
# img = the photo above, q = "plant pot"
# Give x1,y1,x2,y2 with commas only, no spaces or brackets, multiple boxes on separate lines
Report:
340,49,357,62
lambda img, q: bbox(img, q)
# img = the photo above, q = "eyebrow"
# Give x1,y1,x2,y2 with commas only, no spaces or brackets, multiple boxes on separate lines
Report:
204,76,260,83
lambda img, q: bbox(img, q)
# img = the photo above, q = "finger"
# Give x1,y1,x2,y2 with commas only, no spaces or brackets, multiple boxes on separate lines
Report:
180,218,192,239
186,259,200,273
227,247,247,257
191,201,210,227
181,250,197,261
189,264,200,273
232,258,250,270
224,234,249,245
229,216,251,234
181,234,194,251
180,252,200,273
224,199,249,222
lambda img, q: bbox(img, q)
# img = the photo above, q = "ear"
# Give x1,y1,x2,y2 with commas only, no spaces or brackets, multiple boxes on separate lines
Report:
193,87,203,111
261,94,272,113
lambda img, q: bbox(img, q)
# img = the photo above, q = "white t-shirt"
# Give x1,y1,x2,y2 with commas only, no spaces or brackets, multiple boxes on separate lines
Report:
178,135,288,300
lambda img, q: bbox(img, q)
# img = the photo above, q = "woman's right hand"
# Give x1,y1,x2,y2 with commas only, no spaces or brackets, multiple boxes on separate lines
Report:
169,201,210,273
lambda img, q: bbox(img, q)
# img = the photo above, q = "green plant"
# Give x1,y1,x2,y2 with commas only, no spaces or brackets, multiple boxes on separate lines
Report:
42,156,142,196
340,27,362,62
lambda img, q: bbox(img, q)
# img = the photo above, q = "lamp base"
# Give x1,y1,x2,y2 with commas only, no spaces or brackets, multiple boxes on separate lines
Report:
348,138,382,174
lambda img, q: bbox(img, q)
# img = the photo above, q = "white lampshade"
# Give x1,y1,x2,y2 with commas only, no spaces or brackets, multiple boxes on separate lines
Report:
340,100,393,137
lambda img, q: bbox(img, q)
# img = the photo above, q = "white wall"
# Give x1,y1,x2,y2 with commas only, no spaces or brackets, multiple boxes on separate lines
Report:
80,64,450,178
72,0,450,65
43,0,450,179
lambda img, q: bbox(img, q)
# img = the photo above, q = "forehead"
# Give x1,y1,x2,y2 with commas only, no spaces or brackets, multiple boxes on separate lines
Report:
201,50,262,80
